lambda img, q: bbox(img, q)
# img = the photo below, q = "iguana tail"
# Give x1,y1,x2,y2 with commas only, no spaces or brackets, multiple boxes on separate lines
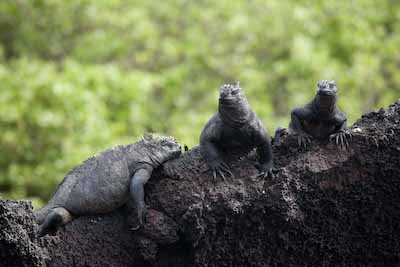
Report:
33,205,50,225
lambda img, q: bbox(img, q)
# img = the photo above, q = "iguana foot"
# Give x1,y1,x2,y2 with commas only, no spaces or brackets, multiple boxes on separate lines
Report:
131,205,148,231
273,127,288,145
294,133,313,149
209,160,234,182
255,162,276,180
255,164,279,194
130,225,141,231
330,130,352,148
365,134,390,148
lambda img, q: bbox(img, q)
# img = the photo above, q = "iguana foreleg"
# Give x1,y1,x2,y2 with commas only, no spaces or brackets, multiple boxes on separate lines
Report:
256,140,275,179
130,166,153,230
290,108,313,148
201,141,234,181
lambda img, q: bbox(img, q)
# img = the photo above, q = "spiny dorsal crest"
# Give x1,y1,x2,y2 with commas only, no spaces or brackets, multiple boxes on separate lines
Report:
219,81,242,97
317,80,336,90
141,133,177,146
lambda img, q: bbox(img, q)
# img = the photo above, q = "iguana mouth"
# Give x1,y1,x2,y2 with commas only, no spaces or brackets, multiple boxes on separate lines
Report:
173,150,182,158
318,90,336,97
219,96,237,101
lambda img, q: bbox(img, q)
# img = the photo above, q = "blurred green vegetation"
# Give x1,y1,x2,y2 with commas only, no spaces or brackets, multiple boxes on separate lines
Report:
0,0,399,206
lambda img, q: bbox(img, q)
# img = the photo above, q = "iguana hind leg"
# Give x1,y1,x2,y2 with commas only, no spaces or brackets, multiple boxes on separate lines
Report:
33,206,49,225
36,207,72,237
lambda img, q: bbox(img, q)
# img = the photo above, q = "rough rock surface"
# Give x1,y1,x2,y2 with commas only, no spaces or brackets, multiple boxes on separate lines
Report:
1,101,400,267
0,200,49,267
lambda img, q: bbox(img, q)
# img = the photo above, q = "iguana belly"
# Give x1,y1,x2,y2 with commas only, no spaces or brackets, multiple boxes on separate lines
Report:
303,120,336,140
219,127,255,153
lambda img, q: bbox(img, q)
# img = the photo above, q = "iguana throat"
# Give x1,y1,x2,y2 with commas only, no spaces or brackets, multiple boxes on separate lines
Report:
219,97,252,128
313,95,337,117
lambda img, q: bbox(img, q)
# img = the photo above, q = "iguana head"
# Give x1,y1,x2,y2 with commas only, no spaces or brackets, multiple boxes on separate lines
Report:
219,82,243,100
218,82,252,128
317,80,337,97
141,134,181,166
315,80,337,114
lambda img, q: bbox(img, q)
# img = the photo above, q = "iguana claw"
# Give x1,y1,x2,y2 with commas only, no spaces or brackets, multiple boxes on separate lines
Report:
210,161,234,182
330,130,352,148
255,163,276,180
131,205,147,231
132,204,148,230
296,133,312,149
257,169,275,180
256,165,279,193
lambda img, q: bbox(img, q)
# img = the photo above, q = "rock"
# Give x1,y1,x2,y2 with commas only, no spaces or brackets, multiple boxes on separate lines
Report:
1,101,400,267
0,200,49,267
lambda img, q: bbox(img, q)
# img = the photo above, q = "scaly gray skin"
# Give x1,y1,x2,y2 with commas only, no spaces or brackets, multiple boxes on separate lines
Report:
34,135,181,237
200,82,274,181
286,80,352,148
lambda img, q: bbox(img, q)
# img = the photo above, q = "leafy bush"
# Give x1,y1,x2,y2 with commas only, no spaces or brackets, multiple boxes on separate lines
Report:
0,0,399,205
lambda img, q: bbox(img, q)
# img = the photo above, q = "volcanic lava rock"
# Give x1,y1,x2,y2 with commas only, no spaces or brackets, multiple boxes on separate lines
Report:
1,100,400,267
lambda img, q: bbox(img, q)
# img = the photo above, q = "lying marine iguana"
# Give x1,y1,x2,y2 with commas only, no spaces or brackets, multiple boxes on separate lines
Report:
200,82,274,181
276,80,352,148
34,134,181,237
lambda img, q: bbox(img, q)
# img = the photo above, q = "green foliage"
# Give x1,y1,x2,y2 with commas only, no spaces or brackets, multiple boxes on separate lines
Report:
0,0,399,205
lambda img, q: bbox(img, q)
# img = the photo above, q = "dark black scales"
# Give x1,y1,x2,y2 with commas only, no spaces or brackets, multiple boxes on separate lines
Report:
281,80,352,148
34,135,181,237
200,82,274,180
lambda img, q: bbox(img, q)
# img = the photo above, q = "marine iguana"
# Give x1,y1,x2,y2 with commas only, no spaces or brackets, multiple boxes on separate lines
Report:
200,82,274,181
278,80,352,148
34,134,181,237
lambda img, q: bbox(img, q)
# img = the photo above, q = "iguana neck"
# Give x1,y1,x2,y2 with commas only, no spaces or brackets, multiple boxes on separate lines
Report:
312,95,337,118
218,97,252,128
126,144,162,169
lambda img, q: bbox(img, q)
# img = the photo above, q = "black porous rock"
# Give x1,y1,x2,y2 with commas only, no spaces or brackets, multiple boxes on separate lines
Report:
1,100,400,267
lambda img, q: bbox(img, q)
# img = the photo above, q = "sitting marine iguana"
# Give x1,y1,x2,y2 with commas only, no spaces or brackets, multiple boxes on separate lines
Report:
34,134,181,237
280,80,352,148
200,82,274,180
